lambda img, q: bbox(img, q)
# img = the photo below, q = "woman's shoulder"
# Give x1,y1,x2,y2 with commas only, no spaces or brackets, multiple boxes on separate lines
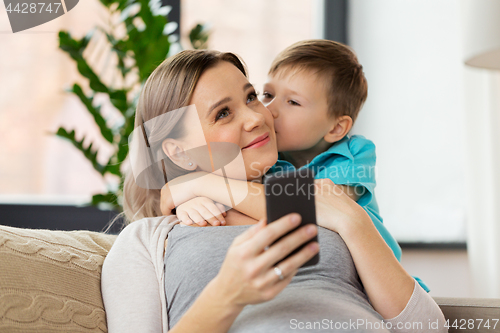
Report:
109,216,180,253
120,215,179,235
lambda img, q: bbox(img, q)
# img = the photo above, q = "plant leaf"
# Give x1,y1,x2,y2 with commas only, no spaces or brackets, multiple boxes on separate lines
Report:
189,24,210,49
108,89,129,114
57,0,210,213
54,127,106,175
69,84,115,143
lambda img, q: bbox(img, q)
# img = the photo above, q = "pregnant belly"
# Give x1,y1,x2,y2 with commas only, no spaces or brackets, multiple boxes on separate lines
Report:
228,286,389,333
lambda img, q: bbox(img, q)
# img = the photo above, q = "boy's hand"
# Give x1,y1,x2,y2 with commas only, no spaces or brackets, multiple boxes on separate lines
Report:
335,184,364,202
314,179,369,234
177,197,228,227
316,178,364,203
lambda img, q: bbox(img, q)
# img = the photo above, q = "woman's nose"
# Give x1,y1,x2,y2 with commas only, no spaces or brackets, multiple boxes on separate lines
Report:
243,107,266,131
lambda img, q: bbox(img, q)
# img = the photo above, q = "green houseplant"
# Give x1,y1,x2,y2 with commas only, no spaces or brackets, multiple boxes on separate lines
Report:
55,0,209,214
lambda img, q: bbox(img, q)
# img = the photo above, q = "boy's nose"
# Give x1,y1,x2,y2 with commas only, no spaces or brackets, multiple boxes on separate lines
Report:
266,99,279,119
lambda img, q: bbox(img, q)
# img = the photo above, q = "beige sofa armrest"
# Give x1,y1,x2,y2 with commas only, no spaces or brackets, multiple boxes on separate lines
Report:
0,225,117,332
434,297,500,333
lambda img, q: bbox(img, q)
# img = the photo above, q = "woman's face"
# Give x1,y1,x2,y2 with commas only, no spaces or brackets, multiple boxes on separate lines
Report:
187,61,278,180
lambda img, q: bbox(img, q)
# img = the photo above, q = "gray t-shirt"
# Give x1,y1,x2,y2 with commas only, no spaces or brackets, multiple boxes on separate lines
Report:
164,224,391,332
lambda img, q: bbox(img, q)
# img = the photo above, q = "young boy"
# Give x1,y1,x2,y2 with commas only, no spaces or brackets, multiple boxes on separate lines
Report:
161,40,429,291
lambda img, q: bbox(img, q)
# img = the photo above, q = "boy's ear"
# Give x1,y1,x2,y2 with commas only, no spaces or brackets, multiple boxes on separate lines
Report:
324,116,353,143
162,139,197,170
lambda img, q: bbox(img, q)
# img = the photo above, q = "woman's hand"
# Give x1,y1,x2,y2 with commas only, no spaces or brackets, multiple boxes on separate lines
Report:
208,213,319,307
176,197,227,226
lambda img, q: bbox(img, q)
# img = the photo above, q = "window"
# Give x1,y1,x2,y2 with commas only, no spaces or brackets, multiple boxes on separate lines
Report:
348,0,466,243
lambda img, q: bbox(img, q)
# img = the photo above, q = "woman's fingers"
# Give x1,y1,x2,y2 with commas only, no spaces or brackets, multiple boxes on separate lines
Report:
255,223,318,271
249,240,318,296
244,213,302,256
259,268,296,302
264,241,318,284
217,215,318,307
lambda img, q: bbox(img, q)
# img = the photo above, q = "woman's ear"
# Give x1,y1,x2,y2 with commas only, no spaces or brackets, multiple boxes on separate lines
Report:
162,138,197,170
324,116,353,143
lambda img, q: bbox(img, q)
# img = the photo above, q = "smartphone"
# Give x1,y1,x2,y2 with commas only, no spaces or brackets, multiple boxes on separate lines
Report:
264,168,319,267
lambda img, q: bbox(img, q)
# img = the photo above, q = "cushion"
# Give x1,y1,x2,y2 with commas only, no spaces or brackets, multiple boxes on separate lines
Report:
0,225,117,332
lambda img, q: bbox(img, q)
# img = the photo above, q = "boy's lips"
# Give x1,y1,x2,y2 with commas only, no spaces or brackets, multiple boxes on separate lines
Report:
243,133,270,149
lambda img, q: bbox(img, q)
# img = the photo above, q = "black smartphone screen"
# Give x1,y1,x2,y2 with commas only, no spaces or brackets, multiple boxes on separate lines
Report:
264,168,319,267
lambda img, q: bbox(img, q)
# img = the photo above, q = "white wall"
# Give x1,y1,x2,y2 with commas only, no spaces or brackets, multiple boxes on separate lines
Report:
348,0,467,242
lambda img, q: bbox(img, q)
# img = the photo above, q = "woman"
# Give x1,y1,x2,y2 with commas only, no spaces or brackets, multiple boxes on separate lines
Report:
101,50,447,332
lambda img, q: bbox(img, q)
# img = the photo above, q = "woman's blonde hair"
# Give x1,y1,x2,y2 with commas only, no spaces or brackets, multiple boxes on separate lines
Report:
113,50,246,228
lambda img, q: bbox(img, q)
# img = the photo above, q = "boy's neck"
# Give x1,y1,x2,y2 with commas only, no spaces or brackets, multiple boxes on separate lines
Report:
281,139,335,169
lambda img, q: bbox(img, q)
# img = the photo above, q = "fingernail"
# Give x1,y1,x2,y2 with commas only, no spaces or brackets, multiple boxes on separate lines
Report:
221,220,226,225
290,214,300,225
306,225,316,235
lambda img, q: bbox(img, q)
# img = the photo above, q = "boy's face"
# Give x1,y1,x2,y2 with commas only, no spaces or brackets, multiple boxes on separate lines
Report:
261,67,335,152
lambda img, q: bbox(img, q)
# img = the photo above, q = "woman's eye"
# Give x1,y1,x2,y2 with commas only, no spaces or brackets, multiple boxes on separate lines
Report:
247,92,258,104
216,108,230,120
288,100,300,106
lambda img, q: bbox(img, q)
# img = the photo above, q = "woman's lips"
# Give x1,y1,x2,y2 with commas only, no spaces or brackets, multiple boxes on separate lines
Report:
243,133,270,149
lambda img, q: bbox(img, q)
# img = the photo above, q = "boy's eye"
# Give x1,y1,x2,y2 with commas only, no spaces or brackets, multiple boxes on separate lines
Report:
262,92,274,100
288,100,300,106
216,107,230,121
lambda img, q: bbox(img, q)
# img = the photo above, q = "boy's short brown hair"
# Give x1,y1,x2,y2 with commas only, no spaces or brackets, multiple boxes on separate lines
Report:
269,39,367,122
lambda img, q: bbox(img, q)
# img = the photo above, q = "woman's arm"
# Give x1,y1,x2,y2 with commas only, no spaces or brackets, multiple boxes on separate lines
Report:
160,172,266,219
103,214,320,333
315,179,413,318
385,279,447,332
168,281,244,333
315,179,446,329
340,208,415,318
102,220,244,333
101,222,165,332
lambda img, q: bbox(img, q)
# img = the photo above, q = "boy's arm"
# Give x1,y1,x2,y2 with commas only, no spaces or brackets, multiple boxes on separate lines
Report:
160,172,267,221
160,173,366,222
197,174,267,220
191,177,365,220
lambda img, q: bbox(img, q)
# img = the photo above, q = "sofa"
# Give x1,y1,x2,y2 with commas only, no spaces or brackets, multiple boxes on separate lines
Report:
1,224,499,333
